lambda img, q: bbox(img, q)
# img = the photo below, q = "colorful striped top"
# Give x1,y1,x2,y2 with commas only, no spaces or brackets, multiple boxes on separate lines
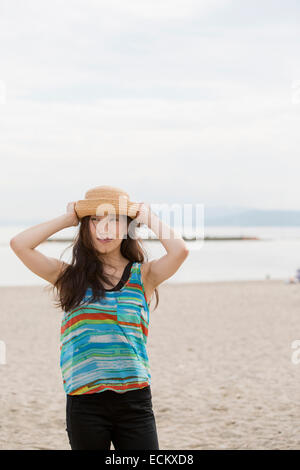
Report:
59,261,151,395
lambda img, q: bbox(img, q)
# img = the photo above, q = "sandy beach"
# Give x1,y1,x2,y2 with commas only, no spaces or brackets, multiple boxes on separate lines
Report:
0,279,300,450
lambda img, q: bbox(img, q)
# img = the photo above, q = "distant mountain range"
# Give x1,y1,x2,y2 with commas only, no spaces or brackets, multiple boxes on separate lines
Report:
2,206,300,227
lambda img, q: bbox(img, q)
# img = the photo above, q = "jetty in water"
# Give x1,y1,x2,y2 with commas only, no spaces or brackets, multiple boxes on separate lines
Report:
46,235,260,242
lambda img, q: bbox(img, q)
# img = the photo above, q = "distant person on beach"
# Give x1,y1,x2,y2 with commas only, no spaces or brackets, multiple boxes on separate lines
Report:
9,185,189,450
288,268,300,284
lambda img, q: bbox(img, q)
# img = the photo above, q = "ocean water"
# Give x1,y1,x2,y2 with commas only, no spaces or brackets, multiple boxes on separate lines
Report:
2,225,300,286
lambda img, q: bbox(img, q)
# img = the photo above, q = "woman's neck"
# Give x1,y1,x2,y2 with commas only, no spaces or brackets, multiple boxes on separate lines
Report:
99,253,129,273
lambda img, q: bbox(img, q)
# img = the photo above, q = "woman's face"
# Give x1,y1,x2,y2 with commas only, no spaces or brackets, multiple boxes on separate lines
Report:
89,214,128,251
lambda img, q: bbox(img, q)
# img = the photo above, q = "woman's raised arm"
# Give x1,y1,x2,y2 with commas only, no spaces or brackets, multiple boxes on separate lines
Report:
10,202,79,285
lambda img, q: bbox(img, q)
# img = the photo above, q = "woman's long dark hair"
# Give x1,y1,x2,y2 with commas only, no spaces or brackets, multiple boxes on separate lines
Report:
47,215,159,313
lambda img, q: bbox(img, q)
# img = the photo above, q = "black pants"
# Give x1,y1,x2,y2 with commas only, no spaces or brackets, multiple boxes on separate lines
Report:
66,385,159,450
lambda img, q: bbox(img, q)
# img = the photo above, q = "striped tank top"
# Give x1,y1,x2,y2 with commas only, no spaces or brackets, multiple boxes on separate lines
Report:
60,261,151,395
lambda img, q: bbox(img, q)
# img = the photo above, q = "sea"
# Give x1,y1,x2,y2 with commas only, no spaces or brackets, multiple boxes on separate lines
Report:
2,225,300,286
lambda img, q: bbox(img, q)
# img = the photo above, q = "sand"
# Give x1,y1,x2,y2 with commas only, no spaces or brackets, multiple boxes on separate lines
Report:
0,280,300,450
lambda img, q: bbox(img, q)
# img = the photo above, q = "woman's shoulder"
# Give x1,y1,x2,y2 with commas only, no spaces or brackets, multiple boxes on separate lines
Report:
130,261,154,290
139,261,152,283
140,260,150,270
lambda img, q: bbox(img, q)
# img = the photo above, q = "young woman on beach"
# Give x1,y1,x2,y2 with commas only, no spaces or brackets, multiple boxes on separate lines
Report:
9,185,189,450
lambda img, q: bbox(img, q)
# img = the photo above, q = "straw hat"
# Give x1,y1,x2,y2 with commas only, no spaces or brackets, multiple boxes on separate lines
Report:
75,185,140,220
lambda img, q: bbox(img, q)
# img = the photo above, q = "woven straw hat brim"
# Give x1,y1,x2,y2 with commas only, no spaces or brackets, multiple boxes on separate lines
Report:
75,198,140,219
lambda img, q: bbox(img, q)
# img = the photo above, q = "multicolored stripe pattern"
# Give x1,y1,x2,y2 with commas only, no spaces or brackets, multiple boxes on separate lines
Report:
60,262,151,395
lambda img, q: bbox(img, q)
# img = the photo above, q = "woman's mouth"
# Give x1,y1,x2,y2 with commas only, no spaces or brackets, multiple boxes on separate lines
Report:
97,237,113,244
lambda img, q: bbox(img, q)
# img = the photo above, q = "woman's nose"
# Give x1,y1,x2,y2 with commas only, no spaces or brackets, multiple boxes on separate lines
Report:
96,219,117,237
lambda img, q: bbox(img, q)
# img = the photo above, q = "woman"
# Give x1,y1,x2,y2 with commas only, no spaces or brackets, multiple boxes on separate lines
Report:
10,185,189,450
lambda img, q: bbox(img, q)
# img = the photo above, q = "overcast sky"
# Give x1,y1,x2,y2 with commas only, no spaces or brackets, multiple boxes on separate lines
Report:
1,0,300,221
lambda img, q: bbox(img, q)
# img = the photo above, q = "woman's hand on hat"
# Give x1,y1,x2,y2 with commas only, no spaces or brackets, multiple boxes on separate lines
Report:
66,201,80,227
134,202,152,227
